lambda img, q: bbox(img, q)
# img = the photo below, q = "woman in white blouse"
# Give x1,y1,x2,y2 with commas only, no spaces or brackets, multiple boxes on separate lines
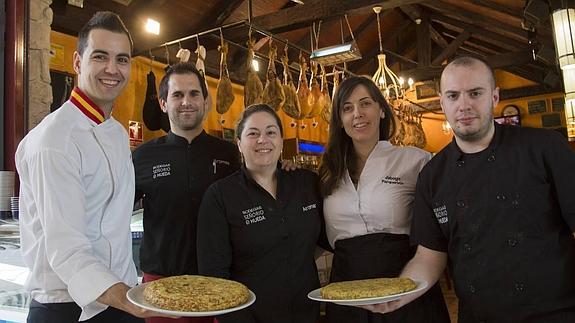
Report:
318,76,449,323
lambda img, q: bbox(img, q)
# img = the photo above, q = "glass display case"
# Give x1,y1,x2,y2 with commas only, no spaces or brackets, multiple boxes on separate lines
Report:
283,138,325,172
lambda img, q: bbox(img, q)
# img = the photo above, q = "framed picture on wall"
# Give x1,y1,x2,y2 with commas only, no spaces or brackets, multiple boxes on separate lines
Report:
527,99,547,114
551,97,565,112
415,81,438,100
541,113,562,128
129,121,143,148
222,128,235,142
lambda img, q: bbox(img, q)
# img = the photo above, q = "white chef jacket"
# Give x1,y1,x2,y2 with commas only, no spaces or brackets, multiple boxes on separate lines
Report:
16,99,137,320
323,141,431,248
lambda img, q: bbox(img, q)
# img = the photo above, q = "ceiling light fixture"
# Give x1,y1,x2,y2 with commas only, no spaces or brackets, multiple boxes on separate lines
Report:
552,7,575,69
309,14,361,66
291,0,305,4
310,41,361,66
371,6,403,101
252,59,259,72
146,18,160,35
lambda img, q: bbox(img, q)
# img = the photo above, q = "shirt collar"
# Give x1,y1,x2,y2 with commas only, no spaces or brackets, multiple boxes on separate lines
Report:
166,130,208,145
447,122,501,164
69,87,105,125
240,164,282,188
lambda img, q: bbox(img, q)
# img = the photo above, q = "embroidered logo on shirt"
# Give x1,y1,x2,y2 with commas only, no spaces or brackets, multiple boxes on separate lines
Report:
242,205,266,225
212,159,231,174
152,163,171,179
433,204,448,224
302,203,317,212
382,176,404,185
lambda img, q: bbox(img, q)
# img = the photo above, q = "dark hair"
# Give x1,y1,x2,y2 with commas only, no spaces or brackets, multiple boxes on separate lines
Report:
236,104,284,139
440,56,495,91
318,76,395,197
159,63,208,101
77,11,133,55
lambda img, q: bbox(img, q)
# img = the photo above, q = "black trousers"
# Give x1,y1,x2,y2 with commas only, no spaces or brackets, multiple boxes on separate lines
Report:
326,232,451,323
27,299,144,323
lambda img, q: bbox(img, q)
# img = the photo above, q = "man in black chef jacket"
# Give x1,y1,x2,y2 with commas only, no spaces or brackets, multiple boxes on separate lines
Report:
363,56,575,322
132,62,240,323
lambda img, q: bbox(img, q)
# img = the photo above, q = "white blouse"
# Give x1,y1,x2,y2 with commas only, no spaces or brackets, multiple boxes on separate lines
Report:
323,141,431,248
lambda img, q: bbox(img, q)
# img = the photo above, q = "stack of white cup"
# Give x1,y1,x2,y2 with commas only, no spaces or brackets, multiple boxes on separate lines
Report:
10,196,19,220
0,171,16,220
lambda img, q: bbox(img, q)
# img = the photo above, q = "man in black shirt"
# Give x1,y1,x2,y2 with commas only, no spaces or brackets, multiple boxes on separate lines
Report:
132,63,240,323
364,56,575,322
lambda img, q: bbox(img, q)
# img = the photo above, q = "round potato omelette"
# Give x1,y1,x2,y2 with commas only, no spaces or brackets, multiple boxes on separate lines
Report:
321,277,417,300
143,275,250,311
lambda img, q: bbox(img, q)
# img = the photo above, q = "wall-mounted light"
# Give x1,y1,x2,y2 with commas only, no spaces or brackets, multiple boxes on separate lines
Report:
146,18,160,35
563,68,575,141
552,8,575,69
565,99,575,140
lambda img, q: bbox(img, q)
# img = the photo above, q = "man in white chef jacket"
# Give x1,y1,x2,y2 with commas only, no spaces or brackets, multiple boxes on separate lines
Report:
16,11,168,322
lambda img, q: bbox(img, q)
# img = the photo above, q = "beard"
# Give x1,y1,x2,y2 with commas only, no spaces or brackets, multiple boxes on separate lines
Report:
453,111,494,142
167,107,205,132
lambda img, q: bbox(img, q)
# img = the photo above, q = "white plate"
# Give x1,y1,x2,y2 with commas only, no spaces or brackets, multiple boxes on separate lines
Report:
307,279,428,306
126,283,256,317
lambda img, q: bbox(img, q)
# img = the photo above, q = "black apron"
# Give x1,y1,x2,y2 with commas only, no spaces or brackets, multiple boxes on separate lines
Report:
326,232,450,323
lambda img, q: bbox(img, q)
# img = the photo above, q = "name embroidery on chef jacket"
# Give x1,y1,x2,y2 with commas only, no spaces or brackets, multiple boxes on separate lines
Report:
381,175,404,185
433,203,448,224
152,163,171,179
302,203,317,212
242,205,267,225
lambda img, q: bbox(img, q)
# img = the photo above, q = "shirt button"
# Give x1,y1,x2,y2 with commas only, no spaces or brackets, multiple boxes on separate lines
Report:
515,282,524,292
507,239,517,247
456,200,466,208
487,155,496,162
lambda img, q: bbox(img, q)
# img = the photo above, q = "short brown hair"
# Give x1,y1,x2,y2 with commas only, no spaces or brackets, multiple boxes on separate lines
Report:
77,11,133,55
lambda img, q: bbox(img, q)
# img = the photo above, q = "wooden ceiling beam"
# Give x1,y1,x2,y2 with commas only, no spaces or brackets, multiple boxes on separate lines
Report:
431,29,471,66
501,66,546,85
417,16,431,67
469,0,521,20
441,31,500,55
400,4,448,48
431,13,523,51
347,18,412,72
191,0,245,35
486,50,535,69
400,49,543,83
251,0,425,35
423,0,528,43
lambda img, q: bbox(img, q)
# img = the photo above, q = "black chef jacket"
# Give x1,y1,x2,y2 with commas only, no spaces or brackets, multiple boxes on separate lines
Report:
411,123,575,323
197,166,326,323
133,131,239,276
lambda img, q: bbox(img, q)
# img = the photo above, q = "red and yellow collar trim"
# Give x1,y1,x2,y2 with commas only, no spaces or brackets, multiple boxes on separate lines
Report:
69,87,105,124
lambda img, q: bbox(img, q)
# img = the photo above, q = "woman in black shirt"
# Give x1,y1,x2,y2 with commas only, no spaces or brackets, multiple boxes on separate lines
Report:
197,104,326,323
